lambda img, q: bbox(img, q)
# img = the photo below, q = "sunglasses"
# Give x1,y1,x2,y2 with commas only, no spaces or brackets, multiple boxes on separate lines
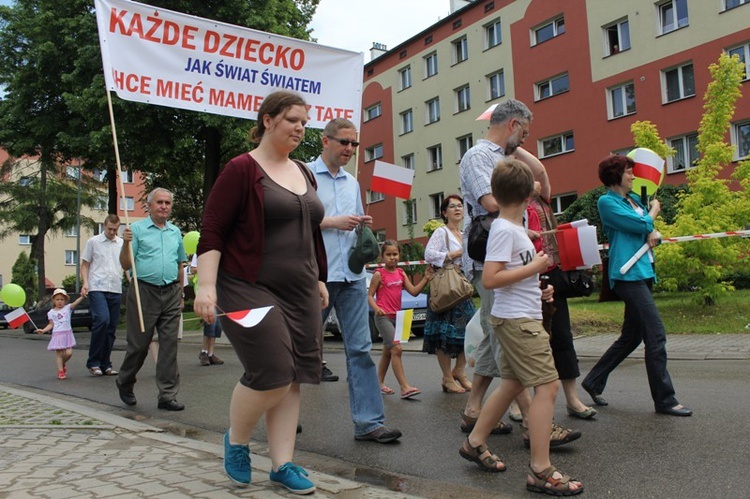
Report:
327,136,360,148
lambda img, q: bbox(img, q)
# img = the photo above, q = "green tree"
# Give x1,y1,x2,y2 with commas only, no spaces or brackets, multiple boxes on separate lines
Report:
11,251,37,307
655,53,750,304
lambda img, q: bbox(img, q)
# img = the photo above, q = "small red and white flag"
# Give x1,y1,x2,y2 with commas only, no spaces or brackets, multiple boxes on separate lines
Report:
5,307,30,329
371,161,414,199
556,221,602,271
225,306,273,328
476,103,498,121
630,148,664,185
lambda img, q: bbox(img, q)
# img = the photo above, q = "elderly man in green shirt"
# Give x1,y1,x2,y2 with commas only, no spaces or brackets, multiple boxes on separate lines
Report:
116,188,188,411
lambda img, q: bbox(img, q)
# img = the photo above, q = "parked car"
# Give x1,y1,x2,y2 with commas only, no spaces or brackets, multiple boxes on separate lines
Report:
325,270,428,342
23,293,93,334
0,301,12,329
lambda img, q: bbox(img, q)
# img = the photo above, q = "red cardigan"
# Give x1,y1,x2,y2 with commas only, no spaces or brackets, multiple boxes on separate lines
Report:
197,153,327,283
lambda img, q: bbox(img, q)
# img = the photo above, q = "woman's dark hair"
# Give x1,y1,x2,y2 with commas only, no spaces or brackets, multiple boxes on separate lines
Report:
598,154,634,187
249,91,307,143
440,194,463,222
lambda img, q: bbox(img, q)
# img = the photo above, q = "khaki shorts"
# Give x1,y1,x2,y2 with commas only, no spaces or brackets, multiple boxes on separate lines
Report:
490,316,558,388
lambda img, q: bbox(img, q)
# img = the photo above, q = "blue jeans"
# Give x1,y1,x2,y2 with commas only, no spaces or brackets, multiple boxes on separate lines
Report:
322,279,385,436
86,291,122,370
582,280,679,410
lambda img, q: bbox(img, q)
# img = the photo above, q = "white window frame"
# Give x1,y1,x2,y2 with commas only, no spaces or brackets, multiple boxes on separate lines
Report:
726,42,750,81
364,103,382,122
19,234,31,245
603,18,630,56
457,134,473,163
662,62,695,103
551,193,578,216
429,193,445,219
424,52,438,79
658,0,689,35
398,65,412,91
367,190,385,203
485,18,502,49
532,16,565,46
66,166,80,180
64,226,78,237
539,132,575,158
400,109,414,135
724,0,749,10
487,70,505,101
121,169,135,184
402,153,415,171
455,84,471,113
667,133,700,173
427,145,443,172
732,120,750,161
608,81,636,119
402,199,417,225
364,144,383,162
119,196,134,211
65,250,78,266
452,36,468,65
536,73,569,101
426,97,440,124
94,196,107,211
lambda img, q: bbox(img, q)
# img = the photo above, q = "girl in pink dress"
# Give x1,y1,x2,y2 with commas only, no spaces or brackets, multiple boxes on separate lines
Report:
367,241,432,399
36,288,84,379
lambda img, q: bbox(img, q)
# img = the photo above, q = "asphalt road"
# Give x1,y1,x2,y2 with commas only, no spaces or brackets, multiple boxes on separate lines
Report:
2,329,749,498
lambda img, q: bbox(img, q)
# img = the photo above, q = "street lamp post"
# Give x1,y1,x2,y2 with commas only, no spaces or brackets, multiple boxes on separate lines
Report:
75,159,81,293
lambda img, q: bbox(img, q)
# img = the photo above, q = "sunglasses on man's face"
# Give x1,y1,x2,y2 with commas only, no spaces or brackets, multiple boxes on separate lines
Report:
327,136,360,148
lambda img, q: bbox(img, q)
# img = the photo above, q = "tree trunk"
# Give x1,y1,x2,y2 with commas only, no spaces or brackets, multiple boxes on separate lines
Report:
36,158,50,298
108,164,118,215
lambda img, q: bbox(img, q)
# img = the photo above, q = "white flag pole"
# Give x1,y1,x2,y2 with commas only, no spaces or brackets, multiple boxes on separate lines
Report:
619,242,651,275
106,89,145,333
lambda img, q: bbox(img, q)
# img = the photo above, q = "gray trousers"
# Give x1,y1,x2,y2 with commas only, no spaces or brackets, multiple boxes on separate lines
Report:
117,281,182,402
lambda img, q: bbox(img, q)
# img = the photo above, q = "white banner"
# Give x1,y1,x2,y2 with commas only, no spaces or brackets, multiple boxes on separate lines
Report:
94,0,364,129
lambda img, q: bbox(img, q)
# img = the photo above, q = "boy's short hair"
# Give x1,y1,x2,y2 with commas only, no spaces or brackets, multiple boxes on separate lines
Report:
491,159,534,206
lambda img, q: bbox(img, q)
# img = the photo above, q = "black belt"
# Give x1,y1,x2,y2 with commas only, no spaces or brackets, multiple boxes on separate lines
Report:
138,280,179,289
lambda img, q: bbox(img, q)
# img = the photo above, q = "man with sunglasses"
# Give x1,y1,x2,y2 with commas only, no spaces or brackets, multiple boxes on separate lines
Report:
308,118,402,444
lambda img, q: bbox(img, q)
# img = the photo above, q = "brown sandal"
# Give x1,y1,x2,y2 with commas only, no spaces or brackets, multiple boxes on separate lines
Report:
526,465,583,496
459,438,506,472
452,373,473,392
442,378,466,394
460,411,513,435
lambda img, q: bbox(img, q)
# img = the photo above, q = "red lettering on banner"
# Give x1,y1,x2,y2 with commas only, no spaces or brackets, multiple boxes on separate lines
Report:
259,43,274,65
315,106,353,122
204,30,220,53
244,39,259,61
208,89,263,111
163,21,180,45
155,79,204,103
144,15,162,43
107,8,197,50
112,70,151,95
182,25,197,50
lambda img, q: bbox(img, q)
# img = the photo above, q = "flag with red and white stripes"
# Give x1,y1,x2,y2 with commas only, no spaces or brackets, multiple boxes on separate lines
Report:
5,307,30,329
556,220,602,271
371,161,414,199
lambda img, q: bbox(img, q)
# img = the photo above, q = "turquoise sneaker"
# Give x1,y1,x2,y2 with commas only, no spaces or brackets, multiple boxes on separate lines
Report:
223,431,251,487
269,462,316,495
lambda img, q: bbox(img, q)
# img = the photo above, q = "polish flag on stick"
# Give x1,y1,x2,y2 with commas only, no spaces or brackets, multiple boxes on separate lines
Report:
5,307,31,329
225,306,273,328
371,161,414,199
393,309,414,344
476,104,498,121
557,222,602,271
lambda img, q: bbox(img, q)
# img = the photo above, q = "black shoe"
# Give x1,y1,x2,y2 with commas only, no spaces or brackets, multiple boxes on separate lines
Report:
656,405,692,417
581,383,608,406
116,380,136,406
158,399,185,411
321,365,339,382
354,426,402,443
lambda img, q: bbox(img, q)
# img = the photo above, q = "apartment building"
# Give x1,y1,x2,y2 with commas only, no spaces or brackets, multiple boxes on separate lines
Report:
358,0,750,244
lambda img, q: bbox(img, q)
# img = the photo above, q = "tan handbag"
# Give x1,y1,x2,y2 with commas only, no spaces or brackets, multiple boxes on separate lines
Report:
428,229,475,314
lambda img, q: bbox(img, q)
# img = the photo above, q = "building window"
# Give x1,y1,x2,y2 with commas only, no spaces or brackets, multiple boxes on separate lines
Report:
19,234,31,245
364,144,383,162
533,16,565,46
430,193,445,219
94,196,107,211
427,145,443,171
452,37,468,65
96,223,124,236
487,70,505,100
19,176,32,187
485,18,502,49
398,65,412,90
457,134,473,162
93,168,106,182
373,229,387,243
120,196,134,211
402,153,415,170
64,226,78,237
727,42,750,81
608,82,636,119
604,18,630,56
402,199,417,225
539,132,575,158
733,120,750,160
551,193,578,215
536,73,569,101
424,52,438,78
121,169,135,184
364,103,382,122
455,85,471,113
400,109,414,135
65,250,78,266
725,0,749,9
658,0,689,35
662,63,695,103
367,190,385,203
66,166,80,180
667,133,699,173
426,97,440,124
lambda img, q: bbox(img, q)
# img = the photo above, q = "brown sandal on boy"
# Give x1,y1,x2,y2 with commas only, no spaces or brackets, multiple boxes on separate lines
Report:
460,411,513,435
458,438,506,472
526,465,583,496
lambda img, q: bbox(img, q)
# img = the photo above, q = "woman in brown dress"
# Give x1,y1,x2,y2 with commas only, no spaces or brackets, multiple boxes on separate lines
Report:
194,91,328,494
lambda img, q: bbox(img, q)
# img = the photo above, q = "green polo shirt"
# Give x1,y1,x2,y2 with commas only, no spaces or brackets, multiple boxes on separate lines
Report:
130,217,187,286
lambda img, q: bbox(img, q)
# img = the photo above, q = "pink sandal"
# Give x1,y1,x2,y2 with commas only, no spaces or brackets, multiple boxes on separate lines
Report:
381,385,395,395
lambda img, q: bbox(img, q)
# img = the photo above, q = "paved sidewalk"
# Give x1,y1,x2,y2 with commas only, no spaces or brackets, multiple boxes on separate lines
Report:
0,384,418,498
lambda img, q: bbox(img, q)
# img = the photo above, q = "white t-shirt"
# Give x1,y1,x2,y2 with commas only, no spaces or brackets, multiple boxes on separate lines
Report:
47,304,73,333
81,233,123,293
485,218,542,320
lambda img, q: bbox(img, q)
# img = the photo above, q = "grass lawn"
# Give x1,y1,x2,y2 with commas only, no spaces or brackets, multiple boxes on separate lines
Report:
568,288,750,335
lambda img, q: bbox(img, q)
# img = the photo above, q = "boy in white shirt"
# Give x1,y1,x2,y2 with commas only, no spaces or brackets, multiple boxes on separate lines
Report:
459,159,583,496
